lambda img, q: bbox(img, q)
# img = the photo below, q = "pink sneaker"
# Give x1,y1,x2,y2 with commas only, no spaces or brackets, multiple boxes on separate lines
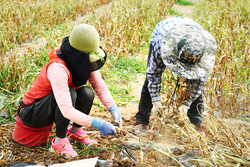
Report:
51,138,78,158
67,128,98,146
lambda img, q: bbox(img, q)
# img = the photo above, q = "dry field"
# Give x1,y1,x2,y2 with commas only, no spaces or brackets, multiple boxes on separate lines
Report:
0,0,250,166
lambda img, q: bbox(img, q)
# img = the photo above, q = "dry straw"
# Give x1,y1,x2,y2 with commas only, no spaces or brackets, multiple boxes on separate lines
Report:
0,0,249,166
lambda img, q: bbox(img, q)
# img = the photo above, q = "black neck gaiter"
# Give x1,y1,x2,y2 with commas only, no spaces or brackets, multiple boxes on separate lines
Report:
57,36,90,87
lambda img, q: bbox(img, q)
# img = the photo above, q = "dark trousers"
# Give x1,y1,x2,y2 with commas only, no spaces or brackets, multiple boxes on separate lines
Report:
136,77,204,126
18,86,94,138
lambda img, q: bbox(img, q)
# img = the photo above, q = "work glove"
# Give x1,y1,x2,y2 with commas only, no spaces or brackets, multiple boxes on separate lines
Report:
178,105,189,121
109,105,123,128
165,105,174,117
151,102,161,118
91,118,117,135
178,105,188,116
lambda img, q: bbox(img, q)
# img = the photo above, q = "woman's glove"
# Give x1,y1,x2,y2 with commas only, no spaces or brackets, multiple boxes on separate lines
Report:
109,105,122,128
91,118,117,135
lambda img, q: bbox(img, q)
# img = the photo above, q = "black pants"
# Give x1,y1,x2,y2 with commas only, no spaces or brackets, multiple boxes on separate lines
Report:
136,77,204,126
18,86,94,138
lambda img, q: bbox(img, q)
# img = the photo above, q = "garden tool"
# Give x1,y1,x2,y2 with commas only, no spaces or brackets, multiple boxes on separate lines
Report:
120,143,137,164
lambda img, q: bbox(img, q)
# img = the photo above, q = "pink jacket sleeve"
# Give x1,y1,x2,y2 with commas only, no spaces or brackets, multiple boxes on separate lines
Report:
47,63,93,127
88,70,116,111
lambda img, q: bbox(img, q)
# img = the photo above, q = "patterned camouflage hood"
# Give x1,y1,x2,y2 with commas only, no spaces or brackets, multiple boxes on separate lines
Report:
161,24,217,79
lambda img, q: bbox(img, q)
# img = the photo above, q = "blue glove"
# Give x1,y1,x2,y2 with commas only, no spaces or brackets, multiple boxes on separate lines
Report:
91,118,117,135
109,105,122,123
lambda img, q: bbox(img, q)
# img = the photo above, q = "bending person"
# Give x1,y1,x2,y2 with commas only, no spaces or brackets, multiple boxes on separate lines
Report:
134,17,217,132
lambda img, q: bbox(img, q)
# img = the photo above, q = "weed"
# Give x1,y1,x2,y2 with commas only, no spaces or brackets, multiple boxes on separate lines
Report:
168,8,182,16
176,0,193,6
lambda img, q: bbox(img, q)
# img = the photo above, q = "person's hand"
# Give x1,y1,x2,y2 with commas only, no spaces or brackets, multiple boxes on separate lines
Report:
165,105,174,118
109,105,122,128
109,105,122,122
152,102,161,118
178,105,189,121
91,118,117,135
178,105,188,116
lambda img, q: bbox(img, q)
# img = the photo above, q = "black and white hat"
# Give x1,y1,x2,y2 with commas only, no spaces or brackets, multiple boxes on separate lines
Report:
161,24,217,79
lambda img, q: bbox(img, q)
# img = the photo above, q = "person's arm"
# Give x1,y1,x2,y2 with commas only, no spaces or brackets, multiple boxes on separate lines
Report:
182,76,206,108
146,44,166,103
47,63,93,127
88,70,116,111
88,70,121,125
47,63,116,135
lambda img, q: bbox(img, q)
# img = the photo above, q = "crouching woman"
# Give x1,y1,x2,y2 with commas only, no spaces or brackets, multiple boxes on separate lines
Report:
12,24,122,158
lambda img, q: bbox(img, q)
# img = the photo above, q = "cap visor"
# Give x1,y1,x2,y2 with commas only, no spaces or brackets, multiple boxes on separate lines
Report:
89,48,105,63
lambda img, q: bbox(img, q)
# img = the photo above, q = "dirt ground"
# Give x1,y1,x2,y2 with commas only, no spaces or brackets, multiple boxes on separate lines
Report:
1,74,250,167
1,1,250,167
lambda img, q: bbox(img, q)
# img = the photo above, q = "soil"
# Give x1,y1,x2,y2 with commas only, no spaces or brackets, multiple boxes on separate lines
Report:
1,1,250,167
